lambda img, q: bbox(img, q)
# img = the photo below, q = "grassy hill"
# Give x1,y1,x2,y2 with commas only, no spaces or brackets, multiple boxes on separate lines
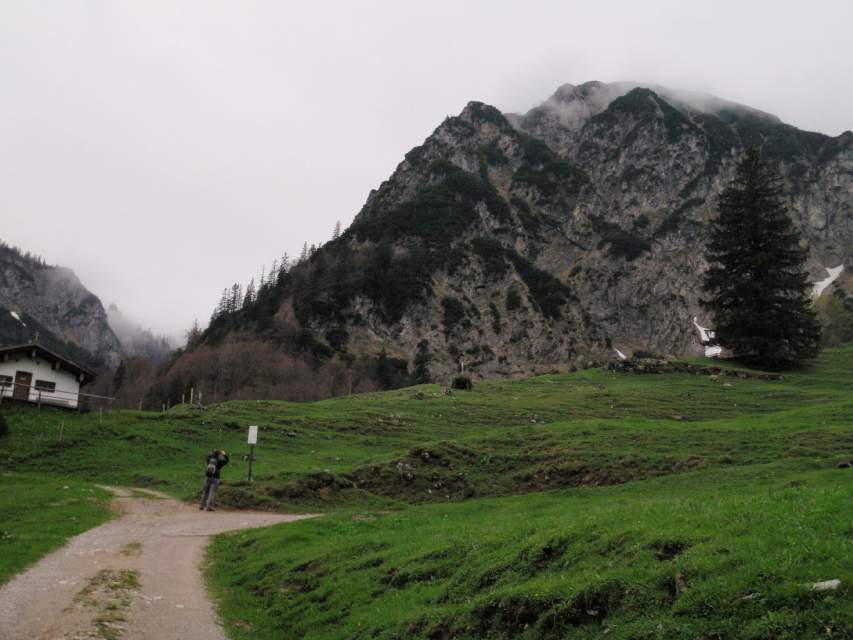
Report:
1,346,851,637
0,474,111,584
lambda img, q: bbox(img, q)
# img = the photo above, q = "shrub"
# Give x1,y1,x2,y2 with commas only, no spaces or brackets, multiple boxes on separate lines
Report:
451,376,473,391
478,141,508,166
506,252,571,319
519,134,554,165
506,287,523,312
404,144,427,166
514,159,588,201
591,216,651,262
466,102,511,128
513,134,590,201
654,198,705,238
633,350,661,359
510,196,531,214
471,237,509,279
324,327,349,352
413,340,432,384
488,302,502,334
376,349,411,391
442,297,469,332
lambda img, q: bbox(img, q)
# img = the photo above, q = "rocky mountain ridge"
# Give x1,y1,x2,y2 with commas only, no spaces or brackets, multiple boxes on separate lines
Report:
0,242,123,368
192,81,851,386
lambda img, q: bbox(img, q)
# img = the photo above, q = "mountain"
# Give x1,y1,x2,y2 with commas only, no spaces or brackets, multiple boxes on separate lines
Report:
167,81,852,398
0,242,123,369
106,304,174,364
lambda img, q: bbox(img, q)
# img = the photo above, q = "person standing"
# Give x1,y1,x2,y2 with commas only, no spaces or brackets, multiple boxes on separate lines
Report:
200,449,229,511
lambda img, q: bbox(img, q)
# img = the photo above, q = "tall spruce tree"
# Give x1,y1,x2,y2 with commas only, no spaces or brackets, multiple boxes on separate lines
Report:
702,147,820,368
214,288,229,319
243,278,256,309
413,339,432,384
278,253,290,282
229,283,243,313
375,347,394,390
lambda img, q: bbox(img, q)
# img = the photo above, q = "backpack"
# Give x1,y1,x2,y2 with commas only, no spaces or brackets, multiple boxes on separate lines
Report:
206,457,217,478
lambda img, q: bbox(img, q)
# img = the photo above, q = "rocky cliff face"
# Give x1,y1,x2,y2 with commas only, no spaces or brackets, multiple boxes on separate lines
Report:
0,243,122,368
510,82,851,357
200,81,852,383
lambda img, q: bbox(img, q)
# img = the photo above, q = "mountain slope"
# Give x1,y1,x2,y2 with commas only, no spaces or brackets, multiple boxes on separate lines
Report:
106,304,173,364
0,242,122,368
176,81,851,395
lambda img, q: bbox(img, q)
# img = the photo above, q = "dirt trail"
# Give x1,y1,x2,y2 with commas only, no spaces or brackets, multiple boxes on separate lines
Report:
0,487,314,640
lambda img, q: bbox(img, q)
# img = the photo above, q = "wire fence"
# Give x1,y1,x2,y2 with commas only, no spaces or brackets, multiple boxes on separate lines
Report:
0,380,115,412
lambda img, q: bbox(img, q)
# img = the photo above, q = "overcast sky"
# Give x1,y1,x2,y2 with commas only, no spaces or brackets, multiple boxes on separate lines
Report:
1,1,851,339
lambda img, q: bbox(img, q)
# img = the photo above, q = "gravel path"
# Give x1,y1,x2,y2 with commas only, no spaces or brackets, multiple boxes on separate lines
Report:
0,487,313,640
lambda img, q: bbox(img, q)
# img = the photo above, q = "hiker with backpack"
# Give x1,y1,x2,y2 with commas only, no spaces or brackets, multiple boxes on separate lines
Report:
200,449,229,511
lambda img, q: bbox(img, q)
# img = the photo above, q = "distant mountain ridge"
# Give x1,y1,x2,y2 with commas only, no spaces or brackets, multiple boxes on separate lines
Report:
159,81,853,399
0,241,123,369
106,304,174,364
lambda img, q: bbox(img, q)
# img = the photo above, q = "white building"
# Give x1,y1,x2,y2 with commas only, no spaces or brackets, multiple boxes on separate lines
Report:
0,344,95,409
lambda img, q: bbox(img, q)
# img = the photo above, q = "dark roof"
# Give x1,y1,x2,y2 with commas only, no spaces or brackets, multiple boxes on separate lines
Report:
0,343,96,383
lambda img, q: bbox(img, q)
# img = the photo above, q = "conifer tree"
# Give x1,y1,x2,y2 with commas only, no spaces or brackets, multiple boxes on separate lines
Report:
332,220,342,240
375,347,394,390
243,278,256,308
214,288,229,318
702,147,820,368
229,283,242,313
186,319,202,345
413,339,432,384
299,242,308,263
278,253,290,282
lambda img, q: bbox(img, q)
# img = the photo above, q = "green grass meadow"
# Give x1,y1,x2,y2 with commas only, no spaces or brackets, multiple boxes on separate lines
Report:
0,474,112,585
1,345,851,637
209,464,851,639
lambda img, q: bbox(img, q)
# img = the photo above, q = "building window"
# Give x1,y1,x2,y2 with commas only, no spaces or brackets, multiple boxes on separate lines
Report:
0,375,12,386
34,380,56,393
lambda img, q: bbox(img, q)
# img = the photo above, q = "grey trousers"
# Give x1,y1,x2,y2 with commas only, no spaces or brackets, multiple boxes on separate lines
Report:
201,477,220,509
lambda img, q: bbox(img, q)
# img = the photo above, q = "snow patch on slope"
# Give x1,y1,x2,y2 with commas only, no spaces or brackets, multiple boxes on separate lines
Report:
10,311,26,326
813,265,844,298
614,348,627,360
692,317,714,343
693,317,720,358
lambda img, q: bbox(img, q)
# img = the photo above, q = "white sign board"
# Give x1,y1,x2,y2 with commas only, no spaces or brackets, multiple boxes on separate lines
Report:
247,425,258,445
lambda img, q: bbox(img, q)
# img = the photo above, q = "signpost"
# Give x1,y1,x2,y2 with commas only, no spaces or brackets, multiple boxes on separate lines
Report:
247,425,258,482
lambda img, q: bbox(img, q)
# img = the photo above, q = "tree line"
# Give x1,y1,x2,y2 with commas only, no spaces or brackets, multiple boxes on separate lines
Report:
209,220,343,324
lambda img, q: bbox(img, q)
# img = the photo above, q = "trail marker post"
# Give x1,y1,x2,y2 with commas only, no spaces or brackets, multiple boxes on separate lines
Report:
247,425,258,482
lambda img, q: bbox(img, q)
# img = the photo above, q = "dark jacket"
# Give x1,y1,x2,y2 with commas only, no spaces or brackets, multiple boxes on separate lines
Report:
205,452,230,479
